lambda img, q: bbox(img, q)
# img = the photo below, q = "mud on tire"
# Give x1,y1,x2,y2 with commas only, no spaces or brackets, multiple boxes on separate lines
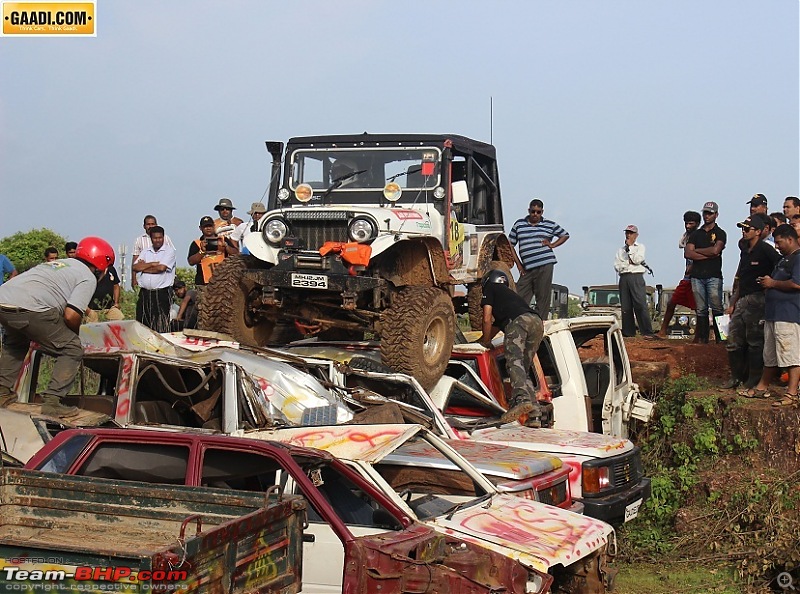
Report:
467,261,516,331
380,287,455,391
198,254,274,346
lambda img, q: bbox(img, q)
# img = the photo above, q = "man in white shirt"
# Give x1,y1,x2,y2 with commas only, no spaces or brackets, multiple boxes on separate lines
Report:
133,225,176,333
230,202,267,255
131,215,175,288
614,225,658,339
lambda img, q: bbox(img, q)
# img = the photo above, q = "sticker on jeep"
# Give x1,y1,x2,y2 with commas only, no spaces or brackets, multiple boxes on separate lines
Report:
392,209,423,220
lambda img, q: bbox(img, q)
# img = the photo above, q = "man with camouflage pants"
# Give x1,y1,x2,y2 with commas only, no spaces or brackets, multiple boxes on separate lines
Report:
477,269,544,426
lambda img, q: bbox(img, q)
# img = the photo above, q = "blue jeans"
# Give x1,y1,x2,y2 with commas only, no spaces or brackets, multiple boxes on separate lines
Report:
691,277,723,316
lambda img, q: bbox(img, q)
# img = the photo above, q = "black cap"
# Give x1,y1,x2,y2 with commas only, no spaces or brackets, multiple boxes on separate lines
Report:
747,193,767,206
199,216,214,227
737,216,765,231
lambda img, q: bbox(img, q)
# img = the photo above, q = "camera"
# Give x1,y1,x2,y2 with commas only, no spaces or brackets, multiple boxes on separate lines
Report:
204,236,220,253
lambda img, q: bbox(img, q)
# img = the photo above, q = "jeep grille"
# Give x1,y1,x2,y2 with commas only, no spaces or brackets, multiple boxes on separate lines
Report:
285,211,348,248
612,449,643,489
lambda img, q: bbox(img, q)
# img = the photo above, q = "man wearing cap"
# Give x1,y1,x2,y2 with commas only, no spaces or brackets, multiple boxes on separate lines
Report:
509,199,570,319
748,194,768,216
685,202,727,343
133,226,176,333
229,202,267,255
213,198,244,238
614,225,657,338
658,211,701,338
188,216,229,286
722,216,781,389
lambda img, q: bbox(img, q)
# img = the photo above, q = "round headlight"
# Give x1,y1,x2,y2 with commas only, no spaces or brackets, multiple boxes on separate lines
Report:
383,182,402,202
348,218,377,243
295,184,313,203
277,188,290,202
678,315,689,326
264,219,287,244
433,186,446,199
690,317,697,327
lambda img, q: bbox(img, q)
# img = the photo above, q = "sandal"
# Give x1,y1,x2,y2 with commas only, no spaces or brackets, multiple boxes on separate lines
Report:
737,387,771,399
772,393,799,407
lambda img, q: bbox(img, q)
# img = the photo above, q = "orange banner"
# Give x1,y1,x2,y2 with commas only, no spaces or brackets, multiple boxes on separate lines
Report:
2,2,95,36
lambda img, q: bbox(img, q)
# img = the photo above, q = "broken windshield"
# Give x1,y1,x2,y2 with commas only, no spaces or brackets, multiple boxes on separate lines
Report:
289,148,441,193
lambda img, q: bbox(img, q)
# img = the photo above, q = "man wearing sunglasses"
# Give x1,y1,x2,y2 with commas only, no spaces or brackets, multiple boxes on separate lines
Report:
685,201,727,343
509,199,569,319
723,216,780,390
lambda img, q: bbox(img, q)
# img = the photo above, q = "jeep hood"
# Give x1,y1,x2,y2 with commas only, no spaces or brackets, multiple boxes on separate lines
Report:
469,426,632,458
432,494,612,572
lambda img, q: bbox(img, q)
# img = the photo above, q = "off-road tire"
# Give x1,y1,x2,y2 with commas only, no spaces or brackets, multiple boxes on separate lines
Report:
467,261,516,330
381,287,455,391
199,254,274,346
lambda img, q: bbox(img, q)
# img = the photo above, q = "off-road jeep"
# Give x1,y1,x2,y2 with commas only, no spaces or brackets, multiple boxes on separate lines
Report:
199,133,515,389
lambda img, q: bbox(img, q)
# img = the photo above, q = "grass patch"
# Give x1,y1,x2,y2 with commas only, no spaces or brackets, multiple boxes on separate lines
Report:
615,561,742,594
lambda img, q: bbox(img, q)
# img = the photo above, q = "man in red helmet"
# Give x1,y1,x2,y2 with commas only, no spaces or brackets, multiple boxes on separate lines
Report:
0,236,114,416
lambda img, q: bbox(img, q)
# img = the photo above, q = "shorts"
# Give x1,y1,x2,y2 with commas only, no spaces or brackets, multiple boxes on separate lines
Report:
763,321,800,368
670,279,696,310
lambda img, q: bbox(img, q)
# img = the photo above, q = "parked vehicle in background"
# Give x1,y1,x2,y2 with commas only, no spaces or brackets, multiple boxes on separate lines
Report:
580,284,662,323
658,286,696,338
549,283,570,319
0,466,305,593
199,133,518,390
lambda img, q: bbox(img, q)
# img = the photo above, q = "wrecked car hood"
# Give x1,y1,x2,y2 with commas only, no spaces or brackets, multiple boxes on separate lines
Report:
470,426,632,458
434,494,612,573
249,423,422,464
389,438,561,479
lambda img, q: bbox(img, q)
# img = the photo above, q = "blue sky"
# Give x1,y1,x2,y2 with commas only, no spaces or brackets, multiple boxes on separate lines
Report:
1,0,797,293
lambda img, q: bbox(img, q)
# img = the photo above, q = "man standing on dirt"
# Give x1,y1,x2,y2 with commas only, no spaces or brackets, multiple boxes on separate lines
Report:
213,198,244,238
188,216,230,286
85,263,124,323
614,225,658,339
658,211,701,338
743,224,800,407
0,237,115,416
133,226,176,333
477,269,543,427
509,199,569,319
783,196,800,220
722,216,781,389
685,201,727,343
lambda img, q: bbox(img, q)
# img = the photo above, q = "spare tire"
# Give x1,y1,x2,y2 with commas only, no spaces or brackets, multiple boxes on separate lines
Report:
380,287,454,391
199,254,274,346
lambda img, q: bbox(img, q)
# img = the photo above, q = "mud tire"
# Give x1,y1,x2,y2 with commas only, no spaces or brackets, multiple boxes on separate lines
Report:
198,254,274,346
467,261,516,330
380,287,455,390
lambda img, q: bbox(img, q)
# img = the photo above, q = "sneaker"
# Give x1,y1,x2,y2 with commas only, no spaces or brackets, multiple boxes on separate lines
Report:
721,378,740,390
500,401,535,424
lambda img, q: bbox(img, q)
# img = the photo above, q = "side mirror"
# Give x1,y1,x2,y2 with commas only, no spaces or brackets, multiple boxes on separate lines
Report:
451,180,469,204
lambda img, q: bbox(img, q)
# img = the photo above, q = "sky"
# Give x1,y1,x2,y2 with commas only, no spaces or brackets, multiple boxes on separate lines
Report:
1,0,798,294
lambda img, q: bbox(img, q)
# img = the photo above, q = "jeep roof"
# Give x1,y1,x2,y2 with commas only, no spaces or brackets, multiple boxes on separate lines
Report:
285,133,497,159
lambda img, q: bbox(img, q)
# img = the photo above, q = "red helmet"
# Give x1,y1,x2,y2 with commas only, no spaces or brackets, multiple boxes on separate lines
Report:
75,236,115,273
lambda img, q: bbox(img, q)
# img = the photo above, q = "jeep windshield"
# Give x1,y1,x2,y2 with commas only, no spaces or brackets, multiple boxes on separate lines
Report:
289,148,442,195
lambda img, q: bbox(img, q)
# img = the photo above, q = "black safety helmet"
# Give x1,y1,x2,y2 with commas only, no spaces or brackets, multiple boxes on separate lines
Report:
482,269,509,287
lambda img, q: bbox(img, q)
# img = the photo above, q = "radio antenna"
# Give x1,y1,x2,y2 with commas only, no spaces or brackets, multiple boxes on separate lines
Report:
490,96,493,144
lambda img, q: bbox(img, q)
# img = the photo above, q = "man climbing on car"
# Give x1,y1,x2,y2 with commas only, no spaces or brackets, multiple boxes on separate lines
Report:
476,269,543,426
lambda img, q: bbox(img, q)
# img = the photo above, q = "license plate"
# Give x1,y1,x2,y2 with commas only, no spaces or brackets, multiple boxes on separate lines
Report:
624,498,643,522
290,273,328,289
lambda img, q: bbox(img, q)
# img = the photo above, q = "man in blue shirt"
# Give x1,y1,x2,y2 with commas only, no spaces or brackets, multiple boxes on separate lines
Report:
509,199,569,319
0,254,17,287
743,224,800,406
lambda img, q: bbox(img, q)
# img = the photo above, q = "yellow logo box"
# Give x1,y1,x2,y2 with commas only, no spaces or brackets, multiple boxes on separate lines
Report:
2,2,95,36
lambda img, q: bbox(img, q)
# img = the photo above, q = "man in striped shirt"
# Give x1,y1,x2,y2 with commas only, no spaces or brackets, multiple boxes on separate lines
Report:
509,199,570,319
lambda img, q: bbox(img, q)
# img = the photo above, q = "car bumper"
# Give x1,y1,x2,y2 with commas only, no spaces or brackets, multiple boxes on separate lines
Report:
577,477,651,526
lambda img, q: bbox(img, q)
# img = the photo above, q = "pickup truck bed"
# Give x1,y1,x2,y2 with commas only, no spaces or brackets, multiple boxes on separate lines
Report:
0,468,305,593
